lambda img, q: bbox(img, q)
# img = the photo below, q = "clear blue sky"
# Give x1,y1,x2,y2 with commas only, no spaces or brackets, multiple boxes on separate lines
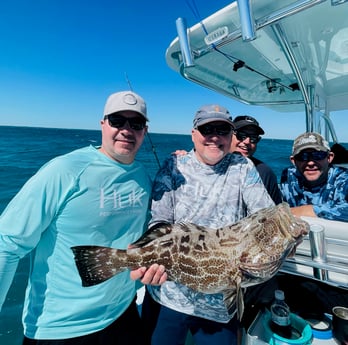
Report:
0,0,347,141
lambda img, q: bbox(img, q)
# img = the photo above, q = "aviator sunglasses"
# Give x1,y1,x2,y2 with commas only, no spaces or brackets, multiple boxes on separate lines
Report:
104,114,146,131
197,123,232,136
294,151,328,162
234,131,261,144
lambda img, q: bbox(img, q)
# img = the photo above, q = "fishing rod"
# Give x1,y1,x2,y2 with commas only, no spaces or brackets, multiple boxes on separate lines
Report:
124,72,161,169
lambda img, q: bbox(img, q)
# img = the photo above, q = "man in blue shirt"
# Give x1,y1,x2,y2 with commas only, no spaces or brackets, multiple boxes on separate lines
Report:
0,91,166,345
280,132,348,222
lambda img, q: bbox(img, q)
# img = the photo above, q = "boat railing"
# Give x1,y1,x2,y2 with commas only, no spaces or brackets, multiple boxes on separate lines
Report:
280,216,348,289
319,112,339,144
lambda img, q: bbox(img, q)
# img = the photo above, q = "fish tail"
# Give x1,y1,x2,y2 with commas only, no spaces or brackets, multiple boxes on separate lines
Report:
71,245,126,287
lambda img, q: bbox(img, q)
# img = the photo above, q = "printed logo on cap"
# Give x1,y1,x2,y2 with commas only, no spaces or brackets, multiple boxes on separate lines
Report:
123,93,138,105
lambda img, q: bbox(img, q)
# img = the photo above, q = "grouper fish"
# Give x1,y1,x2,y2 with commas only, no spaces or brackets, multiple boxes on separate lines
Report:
71,202,309,319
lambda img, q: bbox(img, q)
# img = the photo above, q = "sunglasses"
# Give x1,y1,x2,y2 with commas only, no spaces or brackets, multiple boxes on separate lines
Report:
294,151,328,162
234,131,261,144
104,114,146,131
197,123,232,136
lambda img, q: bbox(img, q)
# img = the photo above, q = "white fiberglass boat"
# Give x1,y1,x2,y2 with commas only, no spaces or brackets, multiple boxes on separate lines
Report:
165,0,348,342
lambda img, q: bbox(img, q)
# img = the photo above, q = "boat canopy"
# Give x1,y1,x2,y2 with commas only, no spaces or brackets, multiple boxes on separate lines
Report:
166,0,348,141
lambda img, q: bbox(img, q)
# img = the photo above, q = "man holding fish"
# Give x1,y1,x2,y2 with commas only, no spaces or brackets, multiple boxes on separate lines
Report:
0,91,166,345
141,104,275,345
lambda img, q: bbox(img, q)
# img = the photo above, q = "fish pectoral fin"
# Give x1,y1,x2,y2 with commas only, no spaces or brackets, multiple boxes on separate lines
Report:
221,276,244,321
226,277,244,321
236,283,245,321
71,245,123,287
222,289,237,313
239,260,282,279
282,243,297,258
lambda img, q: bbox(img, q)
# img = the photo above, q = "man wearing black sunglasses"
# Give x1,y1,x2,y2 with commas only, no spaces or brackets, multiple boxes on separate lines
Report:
101,92,149,164
231,115,282,204
142,104,274,345
280,132,348,222
0,90,167,345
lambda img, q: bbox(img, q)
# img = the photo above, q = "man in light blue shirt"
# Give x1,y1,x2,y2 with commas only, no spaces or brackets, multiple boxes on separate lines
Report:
0,91,166,344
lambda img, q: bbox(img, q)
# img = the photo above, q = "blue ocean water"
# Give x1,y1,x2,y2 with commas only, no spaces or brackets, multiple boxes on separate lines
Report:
0,125,300,344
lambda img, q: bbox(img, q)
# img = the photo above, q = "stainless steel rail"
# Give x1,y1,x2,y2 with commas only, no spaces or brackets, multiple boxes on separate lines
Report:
280,221,348,289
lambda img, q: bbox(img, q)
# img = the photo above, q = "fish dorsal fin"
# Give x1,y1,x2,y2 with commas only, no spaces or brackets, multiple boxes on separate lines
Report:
132,222,173,247
132,222,211,248
176,222,214,233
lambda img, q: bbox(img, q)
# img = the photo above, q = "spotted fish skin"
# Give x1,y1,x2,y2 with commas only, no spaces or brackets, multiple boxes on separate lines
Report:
71,203,309,294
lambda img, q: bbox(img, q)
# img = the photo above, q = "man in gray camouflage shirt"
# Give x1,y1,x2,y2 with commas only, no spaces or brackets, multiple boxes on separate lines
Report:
142,104,274,345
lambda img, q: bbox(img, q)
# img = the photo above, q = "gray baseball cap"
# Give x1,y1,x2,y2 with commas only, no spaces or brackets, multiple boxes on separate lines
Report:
103,91,148,121
193,104,233,128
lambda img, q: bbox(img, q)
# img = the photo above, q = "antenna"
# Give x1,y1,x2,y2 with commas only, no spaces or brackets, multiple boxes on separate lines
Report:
124,72,160,169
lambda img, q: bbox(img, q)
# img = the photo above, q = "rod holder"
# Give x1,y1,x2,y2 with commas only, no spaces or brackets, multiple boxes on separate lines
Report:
309,224,328,280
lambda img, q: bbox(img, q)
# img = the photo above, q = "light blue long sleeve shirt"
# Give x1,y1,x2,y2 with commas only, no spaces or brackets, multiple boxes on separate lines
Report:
0,145,152,339
147,151,274,323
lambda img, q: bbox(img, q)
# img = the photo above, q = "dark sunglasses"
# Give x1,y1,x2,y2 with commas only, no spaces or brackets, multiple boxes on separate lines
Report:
104,114,146,131
234,131,261,144
294,151,328,162
197,123,232,136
